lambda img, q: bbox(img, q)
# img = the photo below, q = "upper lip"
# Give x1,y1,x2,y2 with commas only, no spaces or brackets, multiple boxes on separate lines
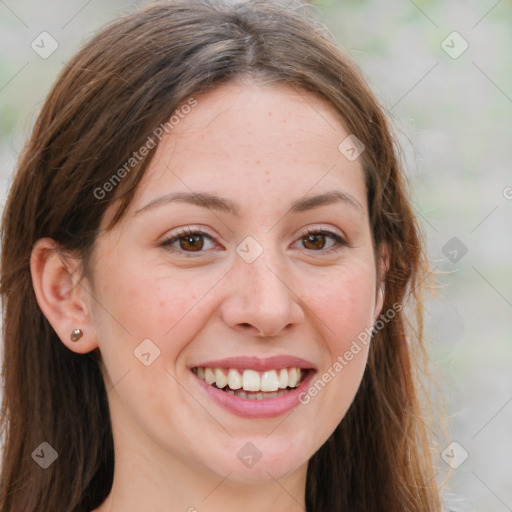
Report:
191,355,317,372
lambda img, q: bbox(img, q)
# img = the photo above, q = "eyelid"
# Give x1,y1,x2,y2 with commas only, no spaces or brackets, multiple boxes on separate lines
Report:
165,225,216,239
298,225,347,241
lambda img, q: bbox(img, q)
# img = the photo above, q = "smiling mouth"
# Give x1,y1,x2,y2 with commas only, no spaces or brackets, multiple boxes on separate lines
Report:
192,367,309,400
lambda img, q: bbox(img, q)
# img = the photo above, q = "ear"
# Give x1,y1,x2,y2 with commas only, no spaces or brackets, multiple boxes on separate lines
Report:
373,243,390,324
30,237,99,354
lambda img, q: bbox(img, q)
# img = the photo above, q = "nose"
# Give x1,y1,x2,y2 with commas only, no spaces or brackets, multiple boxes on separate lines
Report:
220,252,304,338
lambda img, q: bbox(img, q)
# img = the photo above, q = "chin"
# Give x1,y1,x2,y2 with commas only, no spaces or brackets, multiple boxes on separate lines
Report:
222,457,307,484
198,435,314,484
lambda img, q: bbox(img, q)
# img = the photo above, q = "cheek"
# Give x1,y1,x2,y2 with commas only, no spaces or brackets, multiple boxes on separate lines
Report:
90,259,218,420
290,267,376,450
301,263,377,354
92,255,222,354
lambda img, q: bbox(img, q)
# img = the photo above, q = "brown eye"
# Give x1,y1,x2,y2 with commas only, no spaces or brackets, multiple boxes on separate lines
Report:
302,233,327,250
296,229,348,254
161,228,216,256
179,233,204,252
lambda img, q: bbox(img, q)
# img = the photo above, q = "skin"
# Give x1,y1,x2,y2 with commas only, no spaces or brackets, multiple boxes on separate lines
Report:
31,79,387,512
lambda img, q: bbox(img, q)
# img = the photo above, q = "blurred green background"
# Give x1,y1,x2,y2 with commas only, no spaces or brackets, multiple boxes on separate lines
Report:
1,1,511,510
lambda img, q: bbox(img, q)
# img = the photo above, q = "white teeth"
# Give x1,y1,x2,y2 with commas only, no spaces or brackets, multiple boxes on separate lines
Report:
204,368,215,385
214,368,228,389
194,366,305,393
227,368,242,390
226,388,291,400
278,369,288,389
242,369,260,391
261,370,279,392
288,367,299,387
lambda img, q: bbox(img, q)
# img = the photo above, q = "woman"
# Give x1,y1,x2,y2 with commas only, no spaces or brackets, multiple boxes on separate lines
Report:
0,0,442,510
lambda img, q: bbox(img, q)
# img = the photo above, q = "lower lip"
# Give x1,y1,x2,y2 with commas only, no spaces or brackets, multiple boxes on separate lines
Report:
193,370,316,419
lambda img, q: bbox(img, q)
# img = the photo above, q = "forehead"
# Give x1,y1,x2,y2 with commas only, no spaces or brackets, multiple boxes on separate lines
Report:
167,79,353,161
113,79,368,224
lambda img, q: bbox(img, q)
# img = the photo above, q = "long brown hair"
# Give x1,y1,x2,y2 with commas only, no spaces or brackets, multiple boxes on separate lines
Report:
0,1,440,510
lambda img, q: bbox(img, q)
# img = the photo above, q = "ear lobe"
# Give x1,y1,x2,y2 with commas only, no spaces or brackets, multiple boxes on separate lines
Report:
30,237,98,354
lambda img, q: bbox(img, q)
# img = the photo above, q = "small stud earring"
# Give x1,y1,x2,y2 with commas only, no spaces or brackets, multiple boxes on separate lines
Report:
70,328,83,342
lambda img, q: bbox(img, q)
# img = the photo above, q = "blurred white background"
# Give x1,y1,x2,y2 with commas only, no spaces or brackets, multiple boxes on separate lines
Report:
0,1,511,510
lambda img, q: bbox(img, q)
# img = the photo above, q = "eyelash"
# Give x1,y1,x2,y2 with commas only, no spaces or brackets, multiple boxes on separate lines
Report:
159,227,349,258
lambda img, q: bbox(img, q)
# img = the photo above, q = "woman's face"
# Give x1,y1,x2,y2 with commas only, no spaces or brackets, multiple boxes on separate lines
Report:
86,80,385,484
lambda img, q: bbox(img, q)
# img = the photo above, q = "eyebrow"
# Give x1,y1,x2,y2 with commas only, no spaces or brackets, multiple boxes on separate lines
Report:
135,190,363,216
